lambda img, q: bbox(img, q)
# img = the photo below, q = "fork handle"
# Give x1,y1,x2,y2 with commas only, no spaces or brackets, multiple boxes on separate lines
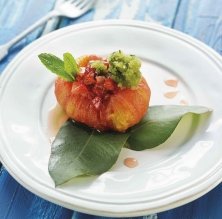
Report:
0,10,59,61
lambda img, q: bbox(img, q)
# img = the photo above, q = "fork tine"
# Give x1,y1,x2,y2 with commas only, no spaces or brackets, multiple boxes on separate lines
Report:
65,0,76,4
69,0,82,6
79,0,95,10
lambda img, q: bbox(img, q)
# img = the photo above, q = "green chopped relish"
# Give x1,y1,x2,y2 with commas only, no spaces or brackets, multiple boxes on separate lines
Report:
108,50,142,87
90,60,107,74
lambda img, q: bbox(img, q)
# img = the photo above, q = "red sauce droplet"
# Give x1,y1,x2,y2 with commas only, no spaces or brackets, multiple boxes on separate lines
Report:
164,79,178,87
180,99,188,105
164,91,178,99
124,157,138,168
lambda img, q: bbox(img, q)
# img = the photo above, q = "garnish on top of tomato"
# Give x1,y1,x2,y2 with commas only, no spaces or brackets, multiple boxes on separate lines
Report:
38,51,151,132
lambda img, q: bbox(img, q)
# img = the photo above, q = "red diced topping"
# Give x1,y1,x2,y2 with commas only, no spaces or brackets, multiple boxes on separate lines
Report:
85,66,95,74
75,60,118,103
92,96,102,110
104,78,116,91
96,76,105,84
92,85,104,97
83,73,96,85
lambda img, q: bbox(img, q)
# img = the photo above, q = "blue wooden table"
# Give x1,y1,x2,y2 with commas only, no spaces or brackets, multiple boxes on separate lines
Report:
0,0,222,218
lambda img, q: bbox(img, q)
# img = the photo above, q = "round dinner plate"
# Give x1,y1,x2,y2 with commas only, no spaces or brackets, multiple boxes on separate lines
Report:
1,20,222,217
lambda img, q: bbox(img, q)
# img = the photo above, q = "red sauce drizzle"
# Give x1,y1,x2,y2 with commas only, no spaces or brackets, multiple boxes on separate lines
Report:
124,157,138,168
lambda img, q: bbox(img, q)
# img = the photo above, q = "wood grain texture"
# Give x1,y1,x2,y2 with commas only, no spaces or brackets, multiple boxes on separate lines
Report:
0,0,55,73
173,0,222,54
0,167,73,219
71,212,157,219
159,184,222,219
58,0,180,27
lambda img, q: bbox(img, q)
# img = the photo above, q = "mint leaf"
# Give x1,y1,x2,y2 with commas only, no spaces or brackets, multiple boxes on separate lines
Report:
38,53,74,81
63,52,79,79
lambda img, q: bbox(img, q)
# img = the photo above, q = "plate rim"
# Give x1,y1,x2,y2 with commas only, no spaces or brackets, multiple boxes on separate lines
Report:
0,19,222,217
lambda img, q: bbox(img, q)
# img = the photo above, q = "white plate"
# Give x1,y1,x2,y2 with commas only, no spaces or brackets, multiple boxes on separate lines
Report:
1,20,222,217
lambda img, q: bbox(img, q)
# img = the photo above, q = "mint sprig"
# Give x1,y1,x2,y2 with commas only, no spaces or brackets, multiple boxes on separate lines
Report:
63,52,79,79
38,53,79,81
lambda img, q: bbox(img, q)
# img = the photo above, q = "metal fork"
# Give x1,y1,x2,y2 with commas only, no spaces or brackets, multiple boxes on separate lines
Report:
0,0,95,61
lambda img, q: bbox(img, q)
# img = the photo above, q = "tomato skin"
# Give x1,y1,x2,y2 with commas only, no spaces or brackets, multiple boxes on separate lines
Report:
55,55,151,132
106,77,150,131
55,77,150,132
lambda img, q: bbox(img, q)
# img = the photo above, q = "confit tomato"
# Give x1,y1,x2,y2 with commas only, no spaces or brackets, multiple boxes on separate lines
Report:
55,56,151,132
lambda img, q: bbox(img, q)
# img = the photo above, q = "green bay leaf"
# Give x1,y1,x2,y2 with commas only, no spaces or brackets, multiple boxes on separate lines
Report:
49,120,129,186
127,105,212,151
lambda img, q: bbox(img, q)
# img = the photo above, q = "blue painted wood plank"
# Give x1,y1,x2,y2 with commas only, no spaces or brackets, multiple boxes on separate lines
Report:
159,184,222,219
0,0,56,73
0,168,73,219
146,0,181,27
71,211,157,219
0,0,56,43
58,0,180,28
173,0,222,55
